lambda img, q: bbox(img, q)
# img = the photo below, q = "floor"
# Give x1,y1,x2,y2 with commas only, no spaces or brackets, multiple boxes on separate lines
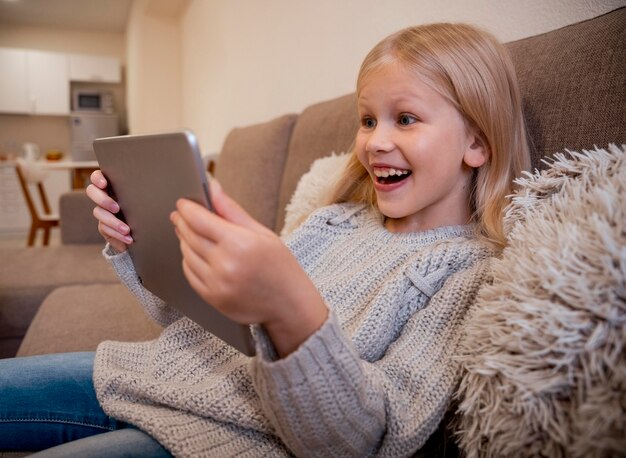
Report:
0,229,61,249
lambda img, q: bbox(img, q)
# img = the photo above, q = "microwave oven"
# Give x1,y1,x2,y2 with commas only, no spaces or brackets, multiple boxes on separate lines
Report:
72,89,114,113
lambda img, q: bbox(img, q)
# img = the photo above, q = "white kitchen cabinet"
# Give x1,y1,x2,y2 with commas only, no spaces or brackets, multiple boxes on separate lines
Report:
27,50,70,115
69,54,121,83
0,48,69,115
0,48,30,114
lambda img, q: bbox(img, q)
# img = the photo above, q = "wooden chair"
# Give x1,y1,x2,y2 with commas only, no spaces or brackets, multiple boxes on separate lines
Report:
14,159,60,246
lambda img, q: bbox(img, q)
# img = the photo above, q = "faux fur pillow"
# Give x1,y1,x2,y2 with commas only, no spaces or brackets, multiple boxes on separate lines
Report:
280,152,349,237
455,144,626,457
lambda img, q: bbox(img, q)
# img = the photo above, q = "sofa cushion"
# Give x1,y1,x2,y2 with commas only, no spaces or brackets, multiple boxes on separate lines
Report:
456,144,626,457
0,245,118,358
281,153,350,237
505,7,626,169
215,113,298,231
60,191,103,245
17,284,162,357
275,93,359,232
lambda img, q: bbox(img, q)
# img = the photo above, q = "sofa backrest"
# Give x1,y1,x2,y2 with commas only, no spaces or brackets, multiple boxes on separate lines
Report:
217,7,625,234
215,114,298,229
274,94,359,231
506,7,625,169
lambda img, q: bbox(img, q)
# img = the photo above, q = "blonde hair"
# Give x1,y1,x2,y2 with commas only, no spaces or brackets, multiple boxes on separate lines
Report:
329,23,530,248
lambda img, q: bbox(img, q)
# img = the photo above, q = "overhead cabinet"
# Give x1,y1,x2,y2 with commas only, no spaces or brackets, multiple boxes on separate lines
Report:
0,48,31,114
27,50,70,115
0,48,69,115
69,54,121,83
0,48,121,115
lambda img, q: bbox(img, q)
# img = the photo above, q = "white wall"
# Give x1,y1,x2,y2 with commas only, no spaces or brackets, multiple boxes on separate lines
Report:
178,0,624,154
0,24,125,60
125,0,182,134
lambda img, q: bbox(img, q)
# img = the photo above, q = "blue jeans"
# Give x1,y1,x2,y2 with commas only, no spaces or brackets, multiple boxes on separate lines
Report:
0,352,171,457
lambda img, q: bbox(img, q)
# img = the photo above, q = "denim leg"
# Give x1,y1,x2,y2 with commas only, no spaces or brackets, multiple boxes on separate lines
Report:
28,429,172,458
0,352,129,451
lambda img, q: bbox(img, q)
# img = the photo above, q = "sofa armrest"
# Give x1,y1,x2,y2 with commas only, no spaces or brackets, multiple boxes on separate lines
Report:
17,284,162,357
60,191,103,245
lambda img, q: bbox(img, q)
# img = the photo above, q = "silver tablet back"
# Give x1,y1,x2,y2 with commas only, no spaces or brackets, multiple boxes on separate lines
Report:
94,131,255,356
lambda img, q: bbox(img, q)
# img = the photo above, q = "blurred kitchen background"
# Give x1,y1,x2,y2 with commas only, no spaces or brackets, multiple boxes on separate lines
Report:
0,0,621,247
0,0,134,245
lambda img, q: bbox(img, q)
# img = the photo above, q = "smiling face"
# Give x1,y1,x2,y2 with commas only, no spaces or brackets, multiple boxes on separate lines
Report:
355,62,487,233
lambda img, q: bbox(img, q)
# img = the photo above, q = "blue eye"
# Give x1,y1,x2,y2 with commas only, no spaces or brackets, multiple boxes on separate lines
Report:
398,114,417,126
362,117,377,129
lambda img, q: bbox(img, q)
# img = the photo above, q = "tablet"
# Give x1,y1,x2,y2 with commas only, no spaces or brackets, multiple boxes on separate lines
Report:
93,131,255,356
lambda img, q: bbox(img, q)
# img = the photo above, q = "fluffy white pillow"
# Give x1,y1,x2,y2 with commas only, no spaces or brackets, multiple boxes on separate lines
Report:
280,152,349,237
455,144,626,457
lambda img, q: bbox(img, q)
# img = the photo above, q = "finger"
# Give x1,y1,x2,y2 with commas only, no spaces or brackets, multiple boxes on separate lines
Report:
102,234,128,253
86,184,120,214
175,198,234,243
98,219,133,245
90,170,107,189
210,179,267,232
178,236,212,289
93,206,130,236
181,255,212,302
171,209,215,262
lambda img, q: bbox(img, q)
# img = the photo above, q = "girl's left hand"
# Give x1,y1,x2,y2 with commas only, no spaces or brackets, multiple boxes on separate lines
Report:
170,180,328,357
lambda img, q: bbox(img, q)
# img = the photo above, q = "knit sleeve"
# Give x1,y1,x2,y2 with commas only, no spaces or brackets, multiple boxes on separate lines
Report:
250,259,491,457
102,244,183,326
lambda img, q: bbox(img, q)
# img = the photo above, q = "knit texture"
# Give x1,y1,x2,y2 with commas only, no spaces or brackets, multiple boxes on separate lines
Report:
94,203,493,457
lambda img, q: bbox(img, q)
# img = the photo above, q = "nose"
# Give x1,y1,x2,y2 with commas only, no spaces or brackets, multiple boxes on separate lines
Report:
365,123,394,154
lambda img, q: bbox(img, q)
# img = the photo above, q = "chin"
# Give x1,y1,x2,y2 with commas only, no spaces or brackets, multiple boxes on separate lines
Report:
376,202,413,220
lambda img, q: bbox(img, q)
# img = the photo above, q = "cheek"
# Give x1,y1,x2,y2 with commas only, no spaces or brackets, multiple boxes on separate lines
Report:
354,134,369,167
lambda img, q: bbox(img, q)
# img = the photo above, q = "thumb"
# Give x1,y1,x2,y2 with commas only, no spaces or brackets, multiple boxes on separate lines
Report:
209,179,264,231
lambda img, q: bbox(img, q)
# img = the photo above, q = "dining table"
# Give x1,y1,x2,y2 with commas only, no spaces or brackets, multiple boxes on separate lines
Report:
38,160,99,189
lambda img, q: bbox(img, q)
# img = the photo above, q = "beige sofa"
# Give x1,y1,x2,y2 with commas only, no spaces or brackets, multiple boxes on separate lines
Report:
2,8,624,361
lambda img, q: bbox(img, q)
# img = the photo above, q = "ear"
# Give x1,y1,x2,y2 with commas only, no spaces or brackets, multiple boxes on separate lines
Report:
463,134,489,168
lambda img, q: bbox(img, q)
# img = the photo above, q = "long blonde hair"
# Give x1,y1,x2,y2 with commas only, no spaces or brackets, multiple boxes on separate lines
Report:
329,23,530,248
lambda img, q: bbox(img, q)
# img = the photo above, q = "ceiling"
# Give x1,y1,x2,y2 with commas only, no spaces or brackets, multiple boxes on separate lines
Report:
0,0,133,33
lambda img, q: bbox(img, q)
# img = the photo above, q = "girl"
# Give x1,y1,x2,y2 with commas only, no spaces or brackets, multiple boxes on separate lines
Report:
0,23,529,456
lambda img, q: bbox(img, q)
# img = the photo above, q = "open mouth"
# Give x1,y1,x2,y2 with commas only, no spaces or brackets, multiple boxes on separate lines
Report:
373,167,412,185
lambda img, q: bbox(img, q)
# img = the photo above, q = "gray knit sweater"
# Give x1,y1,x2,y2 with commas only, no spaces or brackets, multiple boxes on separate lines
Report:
94,203,493,457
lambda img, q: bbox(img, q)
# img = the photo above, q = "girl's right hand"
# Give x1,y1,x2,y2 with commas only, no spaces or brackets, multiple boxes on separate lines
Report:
86,170,133,252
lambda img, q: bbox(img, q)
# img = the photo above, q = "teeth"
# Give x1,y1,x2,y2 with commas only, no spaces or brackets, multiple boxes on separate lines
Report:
373,168,410,178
